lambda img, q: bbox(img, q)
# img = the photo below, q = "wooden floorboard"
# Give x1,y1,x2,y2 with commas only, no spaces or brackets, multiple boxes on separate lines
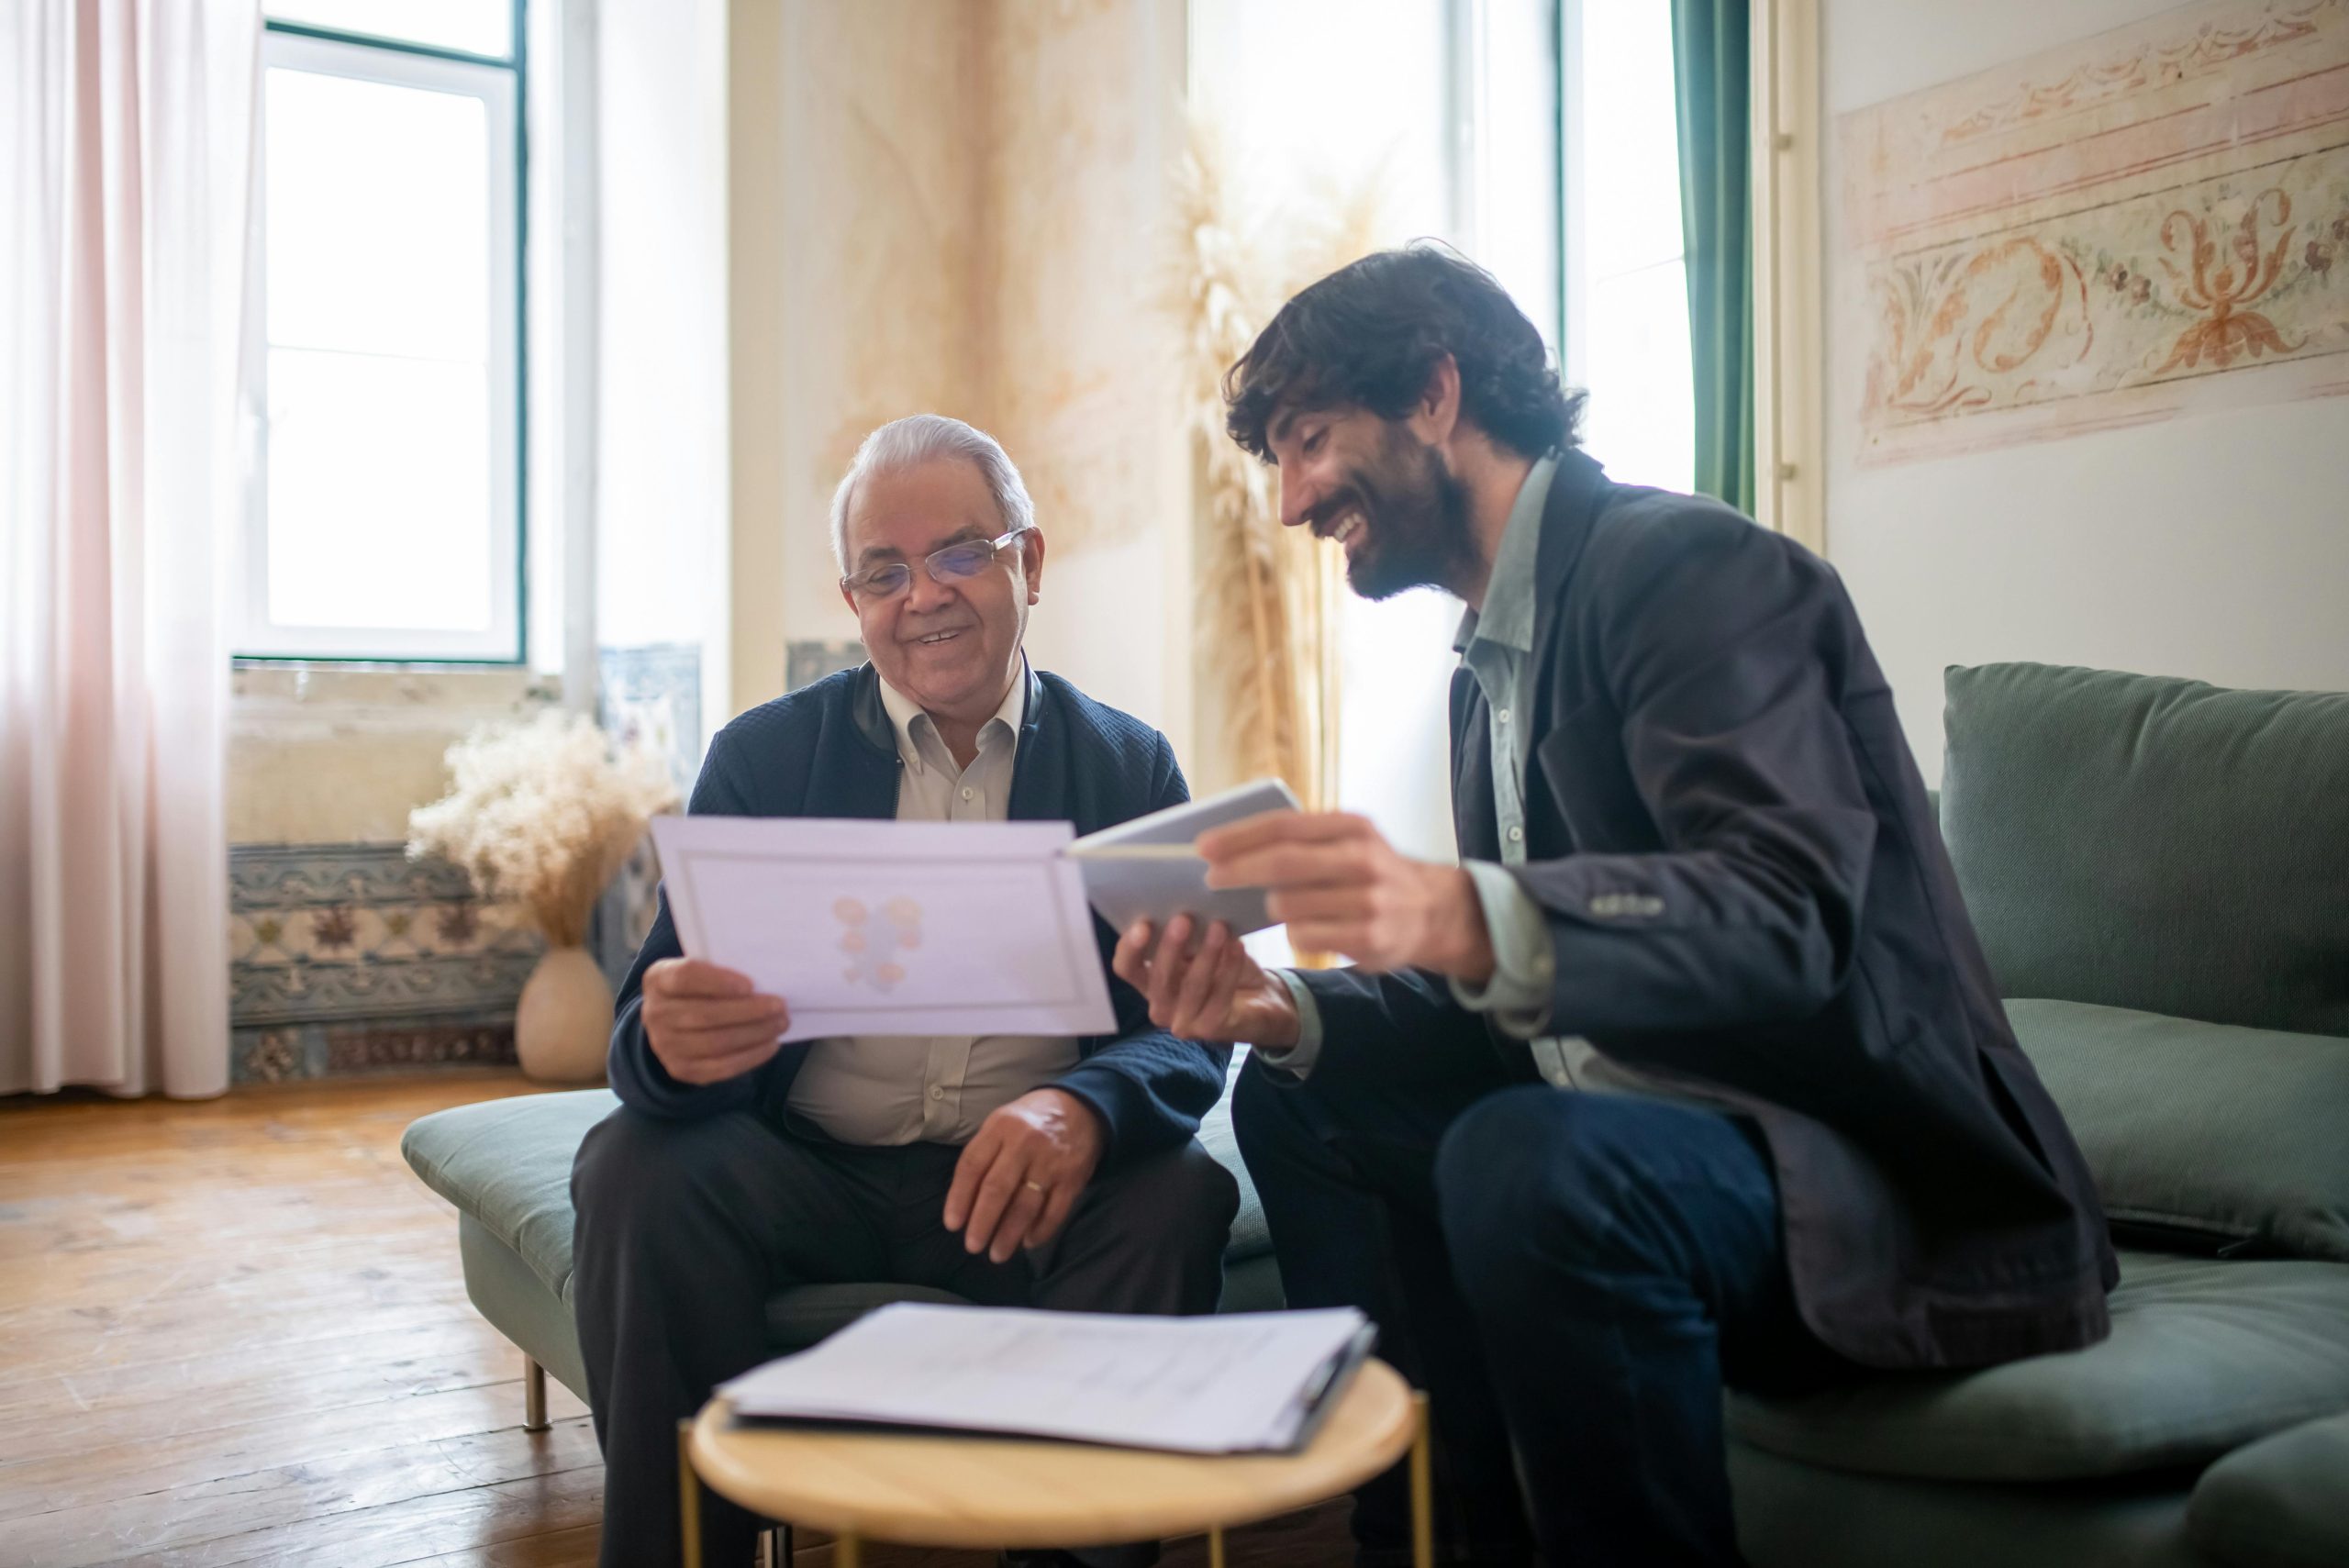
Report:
0,1073,1358,1566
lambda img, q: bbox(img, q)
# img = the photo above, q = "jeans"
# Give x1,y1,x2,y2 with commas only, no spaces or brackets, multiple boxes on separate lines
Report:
1235,1062,1844,1567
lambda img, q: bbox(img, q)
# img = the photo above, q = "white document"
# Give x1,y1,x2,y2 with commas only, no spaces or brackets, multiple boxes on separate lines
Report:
1066,778,1301,940
718,1302,1375,1454
650,817,1117,1043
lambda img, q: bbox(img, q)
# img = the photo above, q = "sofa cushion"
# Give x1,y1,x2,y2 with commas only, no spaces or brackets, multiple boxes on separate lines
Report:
1728,1443,2209,1568
2009,999,2349,1263
403,1088,619,1301
1941,663,2349,1037
1729,1251,2349,1481
2188,1409,2349,1568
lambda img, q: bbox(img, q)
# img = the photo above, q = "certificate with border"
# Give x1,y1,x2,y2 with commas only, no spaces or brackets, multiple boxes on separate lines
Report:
649,817,1117,1042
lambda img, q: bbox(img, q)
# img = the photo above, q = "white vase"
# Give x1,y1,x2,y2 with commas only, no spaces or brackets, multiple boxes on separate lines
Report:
514,946,615,1083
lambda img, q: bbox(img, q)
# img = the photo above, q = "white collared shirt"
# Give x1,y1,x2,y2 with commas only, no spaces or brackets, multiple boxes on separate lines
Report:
785,663,1081,1144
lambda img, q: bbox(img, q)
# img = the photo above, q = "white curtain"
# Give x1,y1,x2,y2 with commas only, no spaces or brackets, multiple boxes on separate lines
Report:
0,0,259,1097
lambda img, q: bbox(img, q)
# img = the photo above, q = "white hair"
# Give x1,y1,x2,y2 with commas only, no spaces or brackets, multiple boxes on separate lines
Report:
829,414,1038,573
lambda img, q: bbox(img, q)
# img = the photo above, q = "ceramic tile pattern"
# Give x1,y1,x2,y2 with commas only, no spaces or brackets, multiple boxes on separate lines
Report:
228,843,541,1084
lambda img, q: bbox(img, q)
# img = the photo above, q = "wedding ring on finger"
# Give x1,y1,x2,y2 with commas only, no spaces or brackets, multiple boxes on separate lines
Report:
1022,1179,1047,1194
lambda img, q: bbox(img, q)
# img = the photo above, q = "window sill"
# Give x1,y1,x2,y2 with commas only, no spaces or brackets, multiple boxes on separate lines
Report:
232,662,560,737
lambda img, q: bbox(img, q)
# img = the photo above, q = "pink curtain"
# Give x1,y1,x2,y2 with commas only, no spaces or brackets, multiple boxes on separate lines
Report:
1,0,258,1096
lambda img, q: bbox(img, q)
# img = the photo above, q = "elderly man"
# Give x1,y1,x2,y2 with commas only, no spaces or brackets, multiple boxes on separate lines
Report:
572,414,1237,1568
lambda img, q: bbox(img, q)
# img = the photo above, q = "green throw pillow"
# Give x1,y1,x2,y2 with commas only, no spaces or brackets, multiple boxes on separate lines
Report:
2009,998,2349,1263
1942,663,2349,1038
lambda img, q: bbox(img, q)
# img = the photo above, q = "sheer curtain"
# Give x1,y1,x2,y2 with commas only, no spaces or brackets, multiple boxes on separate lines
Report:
1,0,259,1096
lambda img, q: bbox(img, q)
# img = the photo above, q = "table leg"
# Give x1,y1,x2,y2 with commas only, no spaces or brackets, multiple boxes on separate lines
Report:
835,1531,862,1567
1208,1525,1228,1568
677,1420,703,1568
1409,1392,1433,1568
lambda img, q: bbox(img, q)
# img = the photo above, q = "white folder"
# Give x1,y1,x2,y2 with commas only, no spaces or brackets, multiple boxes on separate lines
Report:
1063,777,1301,940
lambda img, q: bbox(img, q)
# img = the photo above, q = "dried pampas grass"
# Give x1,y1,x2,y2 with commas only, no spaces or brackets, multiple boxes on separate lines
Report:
1169,118,1387,813
406,711,679,950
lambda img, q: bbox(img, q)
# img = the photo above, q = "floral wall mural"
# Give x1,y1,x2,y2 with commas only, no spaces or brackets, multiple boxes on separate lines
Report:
1839,0,2349,463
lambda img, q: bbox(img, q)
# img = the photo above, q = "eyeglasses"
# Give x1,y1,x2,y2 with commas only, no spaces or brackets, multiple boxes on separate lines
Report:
840,528,1032,603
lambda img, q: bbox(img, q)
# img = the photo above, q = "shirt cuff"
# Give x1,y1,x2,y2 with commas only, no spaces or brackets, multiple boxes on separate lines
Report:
1249,970,1327,1080
1448,861,1555,1040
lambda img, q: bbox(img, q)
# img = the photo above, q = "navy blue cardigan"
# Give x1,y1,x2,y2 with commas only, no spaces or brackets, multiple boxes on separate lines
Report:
607,662,1229,1163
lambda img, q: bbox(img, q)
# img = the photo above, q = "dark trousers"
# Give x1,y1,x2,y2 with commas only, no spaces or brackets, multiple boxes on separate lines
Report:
1232,1060,1844,1568
572,1106,1240,1568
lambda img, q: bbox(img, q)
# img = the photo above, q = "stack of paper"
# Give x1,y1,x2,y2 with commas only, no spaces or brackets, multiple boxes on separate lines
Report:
718,1302,1375,1455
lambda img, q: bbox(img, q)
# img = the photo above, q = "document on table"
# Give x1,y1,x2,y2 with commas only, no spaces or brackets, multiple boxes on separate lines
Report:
649,817,1117,1043
718,1302,1377,1455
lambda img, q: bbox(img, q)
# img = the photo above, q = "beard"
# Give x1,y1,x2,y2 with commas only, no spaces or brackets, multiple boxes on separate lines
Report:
1330,425,1478,601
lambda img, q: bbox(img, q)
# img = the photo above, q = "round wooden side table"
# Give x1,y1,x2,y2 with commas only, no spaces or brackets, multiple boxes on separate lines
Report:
678,1356,1431,1568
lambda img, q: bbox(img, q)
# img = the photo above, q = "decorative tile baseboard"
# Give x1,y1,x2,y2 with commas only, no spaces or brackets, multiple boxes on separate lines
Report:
234,1013,518,1084
229,841,541,1084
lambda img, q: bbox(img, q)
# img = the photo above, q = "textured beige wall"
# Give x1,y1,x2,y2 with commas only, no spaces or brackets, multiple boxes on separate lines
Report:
981,0,1178,558
732,0,1193,744
984,0,1192,742
763,0,990,656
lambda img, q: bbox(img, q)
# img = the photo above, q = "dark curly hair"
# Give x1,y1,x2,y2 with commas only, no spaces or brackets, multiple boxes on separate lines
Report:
1224,243,1582,462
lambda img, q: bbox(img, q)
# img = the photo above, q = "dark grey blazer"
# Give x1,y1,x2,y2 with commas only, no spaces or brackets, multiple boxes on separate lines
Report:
1297,449,2115,1370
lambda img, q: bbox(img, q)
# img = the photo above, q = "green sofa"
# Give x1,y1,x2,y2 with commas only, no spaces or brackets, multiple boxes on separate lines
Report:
1725,663,2349,1568
402,662,2348,1566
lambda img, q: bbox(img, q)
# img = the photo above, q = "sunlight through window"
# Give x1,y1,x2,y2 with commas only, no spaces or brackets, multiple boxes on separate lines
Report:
242,6,522,661
1568,0,1696,495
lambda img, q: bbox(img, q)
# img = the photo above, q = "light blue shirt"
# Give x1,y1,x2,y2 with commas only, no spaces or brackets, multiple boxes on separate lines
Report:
1265,458,1589,1080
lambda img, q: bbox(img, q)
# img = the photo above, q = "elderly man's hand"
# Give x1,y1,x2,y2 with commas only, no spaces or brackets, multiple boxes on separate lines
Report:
944,1088,1105,1263
640,957,790,1085
1201,811,1497,981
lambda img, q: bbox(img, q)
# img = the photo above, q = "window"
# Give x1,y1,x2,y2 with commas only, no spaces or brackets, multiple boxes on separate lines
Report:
1561,0,1695,494
241,2,525,662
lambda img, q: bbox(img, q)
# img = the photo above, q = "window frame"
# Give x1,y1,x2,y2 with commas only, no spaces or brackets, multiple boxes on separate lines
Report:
1749,0,1824,550
239,6,529,665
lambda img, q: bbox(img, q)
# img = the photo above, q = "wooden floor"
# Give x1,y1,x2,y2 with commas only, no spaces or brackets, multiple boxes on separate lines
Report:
0,1073,1355,1567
